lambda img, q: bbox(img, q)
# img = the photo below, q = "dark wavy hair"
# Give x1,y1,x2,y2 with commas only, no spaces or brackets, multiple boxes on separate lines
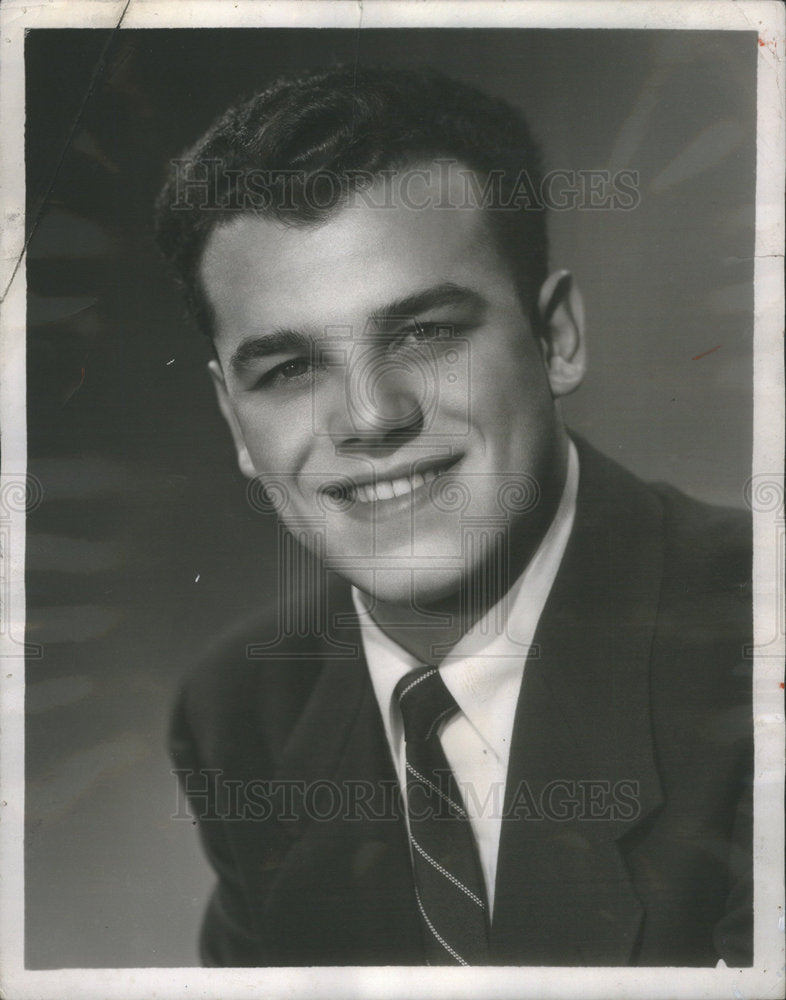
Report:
154,65,548,337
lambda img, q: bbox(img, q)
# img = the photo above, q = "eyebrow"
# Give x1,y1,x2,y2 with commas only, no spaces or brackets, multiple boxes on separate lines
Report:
229,328,316,378
370,282,486,327
228,282,485,377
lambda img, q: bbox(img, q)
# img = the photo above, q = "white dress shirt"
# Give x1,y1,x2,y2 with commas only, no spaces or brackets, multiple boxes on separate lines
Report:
352,441,579,915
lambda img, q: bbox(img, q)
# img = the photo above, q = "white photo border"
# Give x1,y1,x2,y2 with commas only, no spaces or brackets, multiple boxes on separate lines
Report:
1,2,783,998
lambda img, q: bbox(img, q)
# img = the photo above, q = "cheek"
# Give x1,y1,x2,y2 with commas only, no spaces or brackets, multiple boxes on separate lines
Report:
235,402,313,477
470,336,548,419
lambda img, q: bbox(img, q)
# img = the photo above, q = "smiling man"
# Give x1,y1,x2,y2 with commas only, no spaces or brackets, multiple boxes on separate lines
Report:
157,67,752,968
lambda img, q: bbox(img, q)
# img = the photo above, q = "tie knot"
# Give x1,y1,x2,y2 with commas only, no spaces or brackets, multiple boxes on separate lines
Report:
394,667,459,743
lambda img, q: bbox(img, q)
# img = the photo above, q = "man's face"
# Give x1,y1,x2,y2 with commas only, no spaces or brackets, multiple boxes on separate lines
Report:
202,167,568,605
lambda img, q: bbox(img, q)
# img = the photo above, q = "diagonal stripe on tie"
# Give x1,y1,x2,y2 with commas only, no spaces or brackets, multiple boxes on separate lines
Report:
394,666,490,965
410,837,486,908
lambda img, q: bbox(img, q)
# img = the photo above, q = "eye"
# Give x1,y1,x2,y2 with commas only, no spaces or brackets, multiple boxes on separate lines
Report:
387,321,440,352
412,320,440,341
254,356,315,390
277,358,311,379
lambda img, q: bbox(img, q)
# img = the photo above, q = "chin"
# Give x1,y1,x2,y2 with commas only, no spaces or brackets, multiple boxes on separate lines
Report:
345,564,469,610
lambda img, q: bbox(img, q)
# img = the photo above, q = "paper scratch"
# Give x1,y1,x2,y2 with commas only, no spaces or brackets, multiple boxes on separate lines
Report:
0,0,134,306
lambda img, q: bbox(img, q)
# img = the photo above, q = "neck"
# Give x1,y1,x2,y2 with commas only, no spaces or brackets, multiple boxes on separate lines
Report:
363,435,570,665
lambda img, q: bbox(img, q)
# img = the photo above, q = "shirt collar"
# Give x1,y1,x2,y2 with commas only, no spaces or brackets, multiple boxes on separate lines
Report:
353,440,580,765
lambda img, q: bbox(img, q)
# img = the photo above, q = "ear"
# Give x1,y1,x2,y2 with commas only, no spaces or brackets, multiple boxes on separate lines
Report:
208,359,257,479
536,269,587,397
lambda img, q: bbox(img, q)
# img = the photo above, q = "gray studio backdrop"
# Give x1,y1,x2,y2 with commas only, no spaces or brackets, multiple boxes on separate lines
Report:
24,28,755,967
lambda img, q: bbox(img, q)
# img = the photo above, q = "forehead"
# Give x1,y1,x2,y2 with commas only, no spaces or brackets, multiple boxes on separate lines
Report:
199,167,512,344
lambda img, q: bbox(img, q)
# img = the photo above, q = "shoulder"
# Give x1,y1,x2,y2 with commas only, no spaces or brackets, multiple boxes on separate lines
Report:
169,606,326,769
574,436,750,591
643,484,751,757
573,436,751,692
649,480,751,593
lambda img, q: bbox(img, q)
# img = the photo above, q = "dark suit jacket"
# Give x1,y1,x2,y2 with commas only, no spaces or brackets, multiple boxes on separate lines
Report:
170,439,752,967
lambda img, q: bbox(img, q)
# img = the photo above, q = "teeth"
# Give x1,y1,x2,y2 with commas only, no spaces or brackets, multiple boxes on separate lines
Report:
390,478,408,498
374,480,394,501
353,469,439,504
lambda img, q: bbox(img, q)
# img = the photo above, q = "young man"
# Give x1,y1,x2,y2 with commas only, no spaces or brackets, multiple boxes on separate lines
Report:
157,67,752,967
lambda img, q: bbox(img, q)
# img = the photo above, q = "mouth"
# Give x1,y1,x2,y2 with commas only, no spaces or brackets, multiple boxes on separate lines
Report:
321,455,461,507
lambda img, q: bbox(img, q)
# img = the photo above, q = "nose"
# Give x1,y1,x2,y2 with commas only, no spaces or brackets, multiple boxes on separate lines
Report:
328,346,430,455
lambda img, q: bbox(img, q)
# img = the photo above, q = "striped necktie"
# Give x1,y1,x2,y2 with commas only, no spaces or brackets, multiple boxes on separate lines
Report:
394,666,489,965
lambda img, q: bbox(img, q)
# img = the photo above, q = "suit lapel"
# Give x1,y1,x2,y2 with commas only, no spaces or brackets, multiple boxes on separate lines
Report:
267,588,422,963
492,441,666,965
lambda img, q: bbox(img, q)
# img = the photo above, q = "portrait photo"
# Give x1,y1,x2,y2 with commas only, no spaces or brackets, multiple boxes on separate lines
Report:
0,2,783,999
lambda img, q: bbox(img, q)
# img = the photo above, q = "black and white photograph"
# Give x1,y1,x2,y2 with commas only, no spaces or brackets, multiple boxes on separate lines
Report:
0,2,783,998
